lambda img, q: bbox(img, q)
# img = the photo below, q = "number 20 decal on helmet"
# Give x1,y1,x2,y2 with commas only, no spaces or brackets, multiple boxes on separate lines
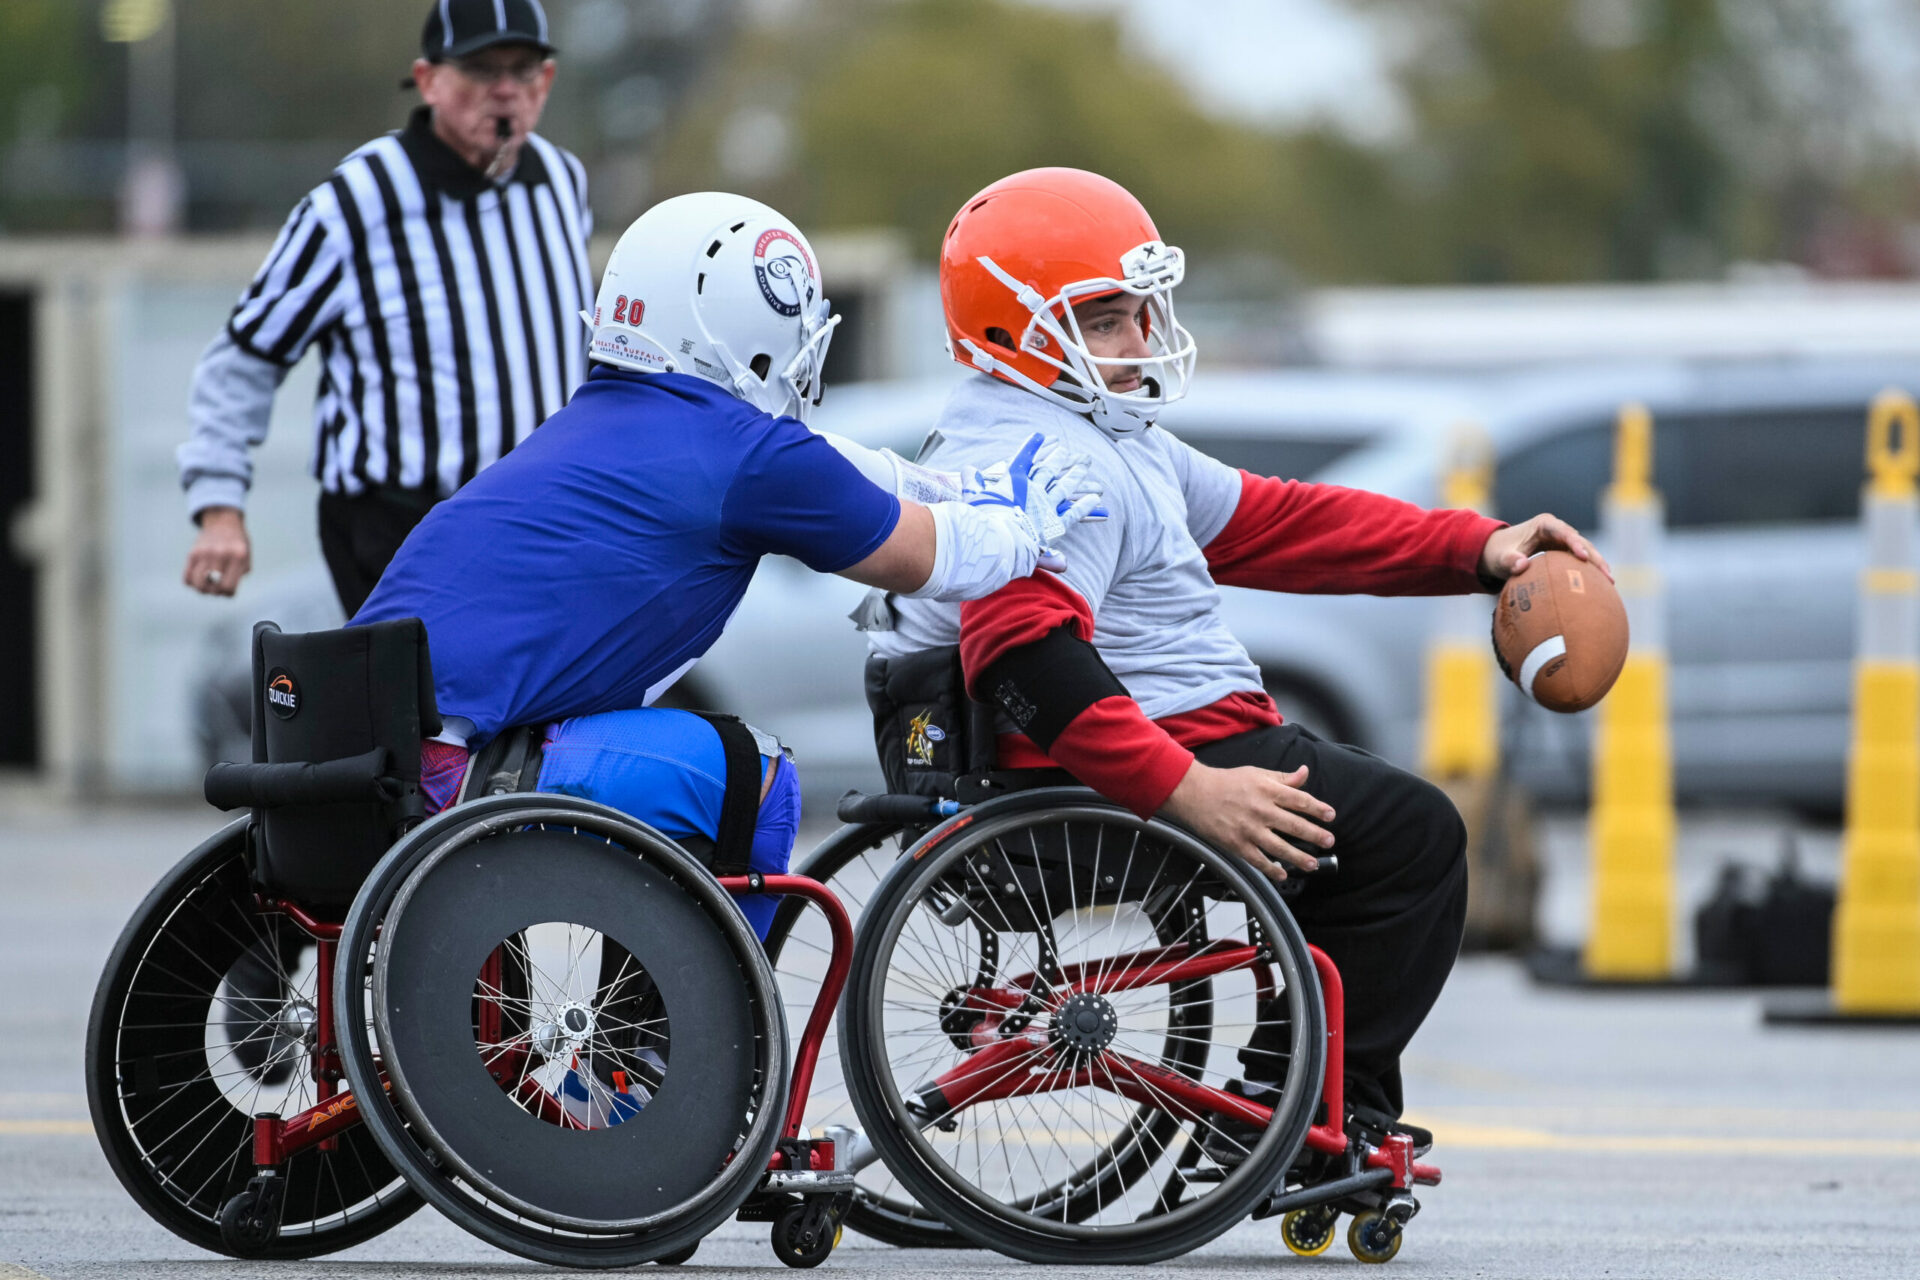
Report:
582,192,840,422
940,168,1197,439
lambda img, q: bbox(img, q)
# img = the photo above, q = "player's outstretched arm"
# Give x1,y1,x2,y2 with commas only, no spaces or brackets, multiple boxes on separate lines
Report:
837,432,1103,600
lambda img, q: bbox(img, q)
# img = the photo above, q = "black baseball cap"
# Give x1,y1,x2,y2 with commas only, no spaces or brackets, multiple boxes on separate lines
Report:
420,0,555,62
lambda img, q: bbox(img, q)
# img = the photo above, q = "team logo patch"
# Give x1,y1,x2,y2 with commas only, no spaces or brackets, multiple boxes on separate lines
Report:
905,709,946,768
265,667,301,720
752,228,817,318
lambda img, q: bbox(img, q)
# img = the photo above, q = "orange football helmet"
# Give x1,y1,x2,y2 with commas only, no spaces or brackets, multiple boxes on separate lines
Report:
940,168,1196,437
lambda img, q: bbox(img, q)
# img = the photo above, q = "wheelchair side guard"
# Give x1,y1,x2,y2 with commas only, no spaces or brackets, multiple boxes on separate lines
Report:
333,793,791,1254
376,825,769,1228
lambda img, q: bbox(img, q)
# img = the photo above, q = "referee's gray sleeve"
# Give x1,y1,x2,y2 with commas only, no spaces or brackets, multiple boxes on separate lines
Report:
176,331,289,519
177,192,345,518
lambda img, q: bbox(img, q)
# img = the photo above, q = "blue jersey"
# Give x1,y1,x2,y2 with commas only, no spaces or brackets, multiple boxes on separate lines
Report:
353,368,900,743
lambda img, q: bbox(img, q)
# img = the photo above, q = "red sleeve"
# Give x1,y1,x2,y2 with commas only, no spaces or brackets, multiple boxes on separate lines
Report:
959,577,1194,819
1203,470,1505,595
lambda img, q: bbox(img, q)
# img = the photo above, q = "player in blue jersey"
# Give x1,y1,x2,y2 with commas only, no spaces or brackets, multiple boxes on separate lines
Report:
354,192,1102,940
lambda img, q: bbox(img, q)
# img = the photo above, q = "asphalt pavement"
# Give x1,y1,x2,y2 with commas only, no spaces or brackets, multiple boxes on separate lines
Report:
4,795,1919,1279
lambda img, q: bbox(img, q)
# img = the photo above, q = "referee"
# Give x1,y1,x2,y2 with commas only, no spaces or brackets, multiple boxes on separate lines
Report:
177,0,590,614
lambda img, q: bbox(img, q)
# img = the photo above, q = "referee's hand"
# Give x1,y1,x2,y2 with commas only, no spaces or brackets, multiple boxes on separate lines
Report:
184,507,251,597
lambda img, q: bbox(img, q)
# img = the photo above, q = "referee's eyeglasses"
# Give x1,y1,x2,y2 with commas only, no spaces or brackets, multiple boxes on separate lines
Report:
449,50,550,86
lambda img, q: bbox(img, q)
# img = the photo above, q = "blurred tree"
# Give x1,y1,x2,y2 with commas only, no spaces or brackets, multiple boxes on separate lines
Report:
650,0,1293,265
1324,0,1892,281
0,2,108,231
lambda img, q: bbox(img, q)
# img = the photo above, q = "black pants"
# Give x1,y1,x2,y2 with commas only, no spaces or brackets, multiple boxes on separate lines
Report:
317,490,437,617
1198,723,1469,1119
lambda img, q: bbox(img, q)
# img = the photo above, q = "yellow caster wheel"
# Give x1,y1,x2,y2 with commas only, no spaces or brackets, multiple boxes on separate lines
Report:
1347,1211,1403,1264
1281,1206,1338,1257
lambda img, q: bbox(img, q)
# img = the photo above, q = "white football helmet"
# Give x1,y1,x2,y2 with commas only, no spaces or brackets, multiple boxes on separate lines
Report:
583,193,839,422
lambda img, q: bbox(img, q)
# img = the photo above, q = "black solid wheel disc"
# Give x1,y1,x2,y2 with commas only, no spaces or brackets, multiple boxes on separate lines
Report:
376,828,762,1229
334,795,787,1268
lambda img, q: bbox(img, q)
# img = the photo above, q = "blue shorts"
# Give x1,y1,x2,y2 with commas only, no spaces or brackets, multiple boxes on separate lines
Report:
535,707,800,940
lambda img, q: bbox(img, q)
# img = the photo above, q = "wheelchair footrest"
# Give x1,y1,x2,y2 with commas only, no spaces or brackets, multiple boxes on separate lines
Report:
1251,1167,1392,1220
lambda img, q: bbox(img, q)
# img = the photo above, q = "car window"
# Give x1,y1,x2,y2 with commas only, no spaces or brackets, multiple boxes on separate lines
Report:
1495,419,1611,530
1177,433,1372,481
1660,407,1863,527
1496,405,1867,530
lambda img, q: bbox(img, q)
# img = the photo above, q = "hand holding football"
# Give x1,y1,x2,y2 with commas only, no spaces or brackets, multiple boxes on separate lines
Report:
1491,549,1629,713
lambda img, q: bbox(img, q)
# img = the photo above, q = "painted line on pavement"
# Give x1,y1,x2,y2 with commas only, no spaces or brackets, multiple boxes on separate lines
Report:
0,1119,94,1136
1410,1115,1920,1157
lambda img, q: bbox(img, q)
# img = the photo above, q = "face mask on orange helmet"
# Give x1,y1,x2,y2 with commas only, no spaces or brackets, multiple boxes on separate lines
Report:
582,192,839,422
940,168,1196,439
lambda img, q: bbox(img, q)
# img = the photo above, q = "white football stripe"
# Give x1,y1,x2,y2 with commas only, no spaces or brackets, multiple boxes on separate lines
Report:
1517,635,1568,703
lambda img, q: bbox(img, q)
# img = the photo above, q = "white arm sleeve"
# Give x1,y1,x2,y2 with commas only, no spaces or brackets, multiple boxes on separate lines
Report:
902,501,1042,602
817,431,963,505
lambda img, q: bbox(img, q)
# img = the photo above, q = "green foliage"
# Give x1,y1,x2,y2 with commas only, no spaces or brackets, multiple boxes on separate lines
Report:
790,0,1287,260
1324,0,1878,282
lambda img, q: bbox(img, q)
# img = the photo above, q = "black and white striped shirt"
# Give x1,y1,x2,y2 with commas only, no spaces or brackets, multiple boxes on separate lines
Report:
181,108,591,510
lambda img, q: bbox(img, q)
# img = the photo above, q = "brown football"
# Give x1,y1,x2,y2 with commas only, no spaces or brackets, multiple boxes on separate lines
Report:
1491,549,1629,713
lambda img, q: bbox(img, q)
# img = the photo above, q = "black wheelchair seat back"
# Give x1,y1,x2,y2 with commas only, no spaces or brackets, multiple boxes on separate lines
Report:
865,646,1071,806
203,619,441,908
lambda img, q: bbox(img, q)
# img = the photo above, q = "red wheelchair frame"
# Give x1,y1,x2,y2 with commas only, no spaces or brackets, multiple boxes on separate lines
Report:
904,934,1440,1216
243,871,1435,1256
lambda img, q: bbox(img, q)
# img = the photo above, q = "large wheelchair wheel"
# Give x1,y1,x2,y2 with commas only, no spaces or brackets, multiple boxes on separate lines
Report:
838,791,1326,1264
334,794,788,1269
766,819,965,1249
85,819,420,1258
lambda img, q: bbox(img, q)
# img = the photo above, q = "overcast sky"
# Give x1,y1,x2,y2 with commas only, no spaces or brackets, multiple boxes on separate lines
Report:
1041,0,1920,147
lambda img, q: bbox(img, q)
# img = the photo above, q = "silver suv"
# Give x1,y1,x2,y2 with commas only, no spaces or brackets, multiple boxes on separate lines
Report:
1225,357,1918,813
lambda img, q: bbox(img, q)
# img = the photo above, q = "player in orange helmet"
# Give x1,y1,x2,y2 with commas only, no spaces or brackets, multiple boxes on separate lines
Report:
865,167,1607,1157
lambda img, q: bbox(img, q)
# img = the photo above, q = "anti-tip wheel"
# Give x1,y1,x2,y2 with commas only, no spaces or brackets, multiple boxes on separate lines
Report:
771,1204,842,1269
1281,1205,1338,1257
655,1238,699,1265
1347,1210,1403,1264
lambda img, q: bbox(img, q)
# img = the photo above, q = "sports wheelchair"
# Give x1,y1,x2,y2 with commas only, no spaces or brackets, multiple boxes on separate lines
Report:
759,651,1443,1265
86,620,860,1269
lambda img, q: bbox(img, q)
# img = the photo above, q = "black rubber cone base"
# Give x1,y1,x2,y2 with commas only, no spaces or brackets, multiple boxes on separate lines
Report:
1763,992,1920,1027
1526,946,1808,990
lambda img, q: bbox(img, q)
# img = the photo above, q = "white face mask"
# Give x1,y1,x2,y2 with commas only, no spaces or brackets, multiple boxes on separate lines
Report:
953,240,1198,439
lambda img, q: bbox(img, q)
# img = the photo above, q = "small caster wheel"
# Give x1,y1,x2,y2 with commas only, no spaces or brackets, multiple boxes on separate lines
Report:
1348,1210,1403,1264
772,1203,842,1269
655,1238,699,1265
1281,1205,1338,1257
217,1175,285,1256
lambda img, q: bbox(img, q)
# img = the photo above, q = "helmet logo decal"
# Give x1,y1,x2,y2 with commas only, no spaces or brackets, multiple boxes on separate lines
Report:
752,228,816,319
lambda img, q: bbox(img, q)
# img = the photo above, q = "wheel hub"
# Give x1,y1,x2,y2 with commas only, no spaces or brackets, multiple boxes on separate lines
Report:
275,1000,317,1047
1049,992,1118,1056
534,1000,598,1061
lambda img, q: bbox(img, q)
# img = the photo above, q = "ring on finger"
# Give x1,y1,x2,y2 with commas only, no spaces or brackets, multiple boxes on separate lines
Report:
205,569,223,585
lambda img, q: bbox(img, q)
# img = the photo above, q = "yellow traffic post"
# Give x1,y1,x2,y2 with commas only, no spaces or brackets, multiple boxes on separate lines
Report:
1422,427,1535,948
1420,426,1499,781
1581,403,1677,980
1830,391,1920,1013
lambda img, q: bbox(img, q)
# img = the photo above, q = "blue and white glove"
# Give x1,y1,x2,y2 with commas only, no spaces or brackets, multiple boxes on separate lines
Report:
905,433,1106,602
960,433,1108,572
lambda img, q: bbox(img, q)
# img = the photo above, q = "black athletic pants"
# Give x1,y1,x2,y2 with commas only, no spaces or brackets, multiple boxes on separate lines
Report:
1197,723,1469,1119
317,489,438,617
